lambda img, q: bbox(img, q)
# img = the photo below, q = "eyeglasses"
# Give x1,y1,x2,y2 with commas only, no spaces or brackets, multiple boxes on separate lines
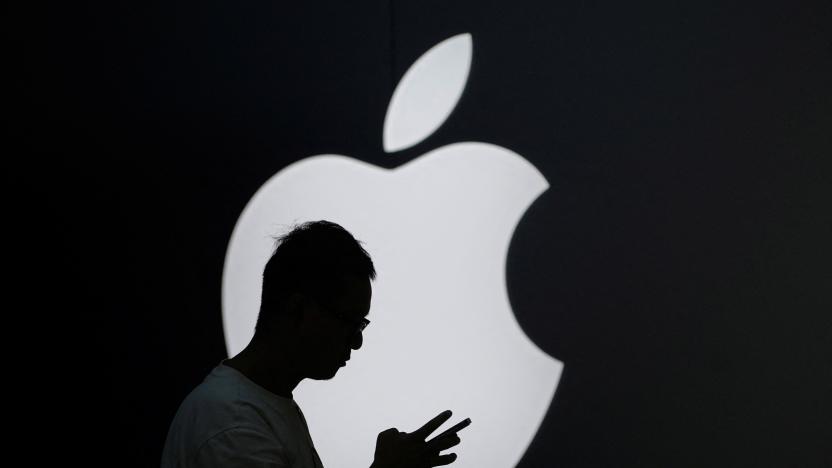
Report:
332,311,370,335
315,300,370,335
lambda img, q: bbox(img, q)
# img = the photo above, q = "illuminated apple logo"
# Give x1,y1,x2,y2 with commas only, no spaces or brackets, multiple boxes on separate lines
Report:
222,33,563,467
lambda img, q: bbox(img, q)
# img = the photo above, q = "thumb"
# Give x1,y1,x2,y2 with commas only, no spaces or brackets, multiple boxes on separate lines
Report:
377,428,400,441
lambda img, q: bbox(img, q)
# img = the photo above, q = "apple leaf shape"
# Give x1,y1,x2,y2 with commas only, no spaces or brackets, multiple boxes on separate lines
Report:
383,33,472,153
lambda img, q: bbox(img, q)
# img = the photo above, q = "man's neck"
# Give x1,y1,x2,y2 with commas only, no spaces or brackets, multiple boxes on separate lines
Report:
224,337,303,399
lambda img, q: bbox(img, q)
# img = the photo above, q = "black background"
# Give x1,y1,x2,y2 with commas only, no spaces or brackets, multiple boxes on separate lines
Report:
14,1,831,467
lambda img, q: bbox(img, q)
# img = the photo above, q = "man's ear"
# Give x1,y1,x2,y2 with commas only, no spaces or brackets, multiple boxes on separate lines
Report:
284,292,306,326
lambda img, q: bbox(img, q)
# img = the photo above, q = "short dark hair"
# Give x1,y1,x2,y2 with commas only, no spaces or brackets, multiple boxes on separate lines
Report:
256,220,376,332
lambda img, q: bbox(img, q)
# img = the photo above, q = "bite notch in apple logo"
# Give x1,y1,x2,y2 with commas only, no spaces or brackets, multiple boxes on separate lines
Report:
222,33,563,468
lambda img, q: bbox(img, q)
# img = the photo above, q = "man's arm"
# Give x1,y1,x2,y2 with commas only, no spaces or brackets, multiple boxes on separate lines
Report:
193,427,291,468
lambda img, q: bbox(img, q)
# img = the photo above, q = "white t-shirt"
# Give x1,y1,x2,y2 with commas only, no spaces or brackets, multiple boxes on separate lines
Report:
161,363,324,468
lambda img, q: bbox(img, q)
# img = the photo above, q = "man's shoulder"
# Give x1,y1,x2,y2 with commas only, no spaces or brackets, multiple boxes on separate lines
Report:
176,365,294,434
179,365,255,419
163,366,318,468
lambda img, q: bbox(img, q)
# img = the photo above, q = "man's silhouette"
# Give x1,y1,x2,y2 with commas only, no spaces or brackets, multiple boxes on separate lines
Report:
162,220,469,468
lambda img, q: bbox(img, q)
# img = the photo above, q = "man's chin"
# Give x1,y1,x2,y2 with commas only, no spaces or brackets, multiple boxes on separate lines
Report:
308,364,343,380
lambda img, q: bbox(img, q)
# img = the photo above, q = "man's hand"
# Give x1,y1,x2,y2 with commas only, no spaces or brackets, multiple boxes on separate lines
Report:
370,410,471,468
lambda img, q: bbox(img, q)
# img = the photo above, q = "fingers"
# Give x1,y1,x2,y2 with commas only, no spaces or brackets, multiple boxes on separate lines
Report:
426,453,457,467
424,433,460,453
431,418,471,441
412,410,453,439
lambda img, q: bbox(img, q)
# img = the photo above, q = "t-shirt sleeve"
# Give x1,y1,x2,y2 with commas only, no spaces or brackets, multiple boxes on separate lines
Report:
192,426,291,468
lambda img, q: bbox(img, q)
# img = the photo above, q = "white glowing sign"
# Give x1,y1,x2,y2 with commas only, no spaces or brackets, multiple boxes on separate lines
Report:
222,34,563,468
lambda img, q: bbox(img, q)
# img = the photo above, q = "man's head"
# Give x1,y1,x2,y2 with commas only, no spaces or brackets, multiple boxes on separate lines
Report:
256,220,376,379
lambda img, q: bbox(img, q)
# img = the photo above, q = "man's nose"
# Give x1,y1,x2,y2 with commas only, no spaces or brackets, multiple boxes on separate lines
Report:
349,330,363,350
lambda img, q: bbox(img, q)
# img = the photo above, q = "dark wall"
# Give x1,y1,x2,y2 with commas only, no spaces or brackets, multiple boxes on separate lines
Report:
16,1,831,467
